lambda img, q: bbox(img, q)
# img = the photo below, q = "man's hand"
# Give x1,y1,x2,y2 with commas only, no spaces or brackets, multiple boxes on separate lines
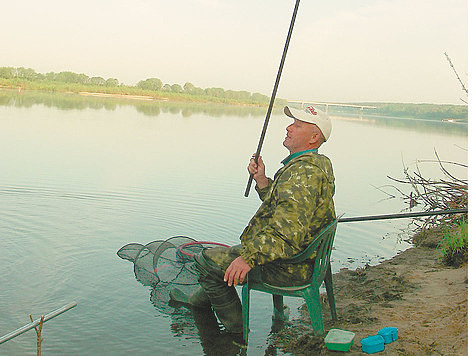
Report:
248,154,269,189
224,256,251,287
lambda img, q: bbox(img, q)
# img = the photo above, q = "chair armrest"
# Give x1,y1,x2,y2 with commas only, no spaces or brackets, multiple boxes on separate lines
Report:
246,265,264,283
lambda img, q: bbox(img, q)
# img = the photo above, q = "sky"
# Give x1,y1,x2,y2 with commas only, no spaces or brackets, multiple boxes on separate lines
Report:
1,0,469,104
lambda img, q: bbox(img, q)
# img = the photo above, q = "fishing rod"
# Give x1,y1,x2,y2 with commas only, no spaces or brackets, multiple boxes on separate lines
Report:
244,0,301,197
338,208,467,223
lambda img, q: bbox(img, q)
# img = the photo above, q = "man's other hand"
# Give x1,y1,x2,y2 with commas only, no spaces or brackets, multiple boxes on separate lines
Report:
224,256,251,287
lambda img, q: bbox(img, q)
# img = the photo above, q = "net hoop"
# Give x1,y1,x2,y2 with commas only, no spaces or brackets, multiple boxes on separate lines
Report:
178,241,230,258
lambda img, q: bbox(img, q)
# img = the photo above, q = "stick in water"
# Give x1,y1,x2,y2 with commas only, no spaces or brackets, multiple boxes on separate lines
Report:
0,302,77,345
244,0,301,197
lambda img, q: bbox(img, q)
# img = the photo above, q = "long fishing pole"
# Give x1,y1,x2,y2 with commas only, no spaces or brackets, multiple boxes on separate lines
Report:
244,0,301,197
338,208,467,223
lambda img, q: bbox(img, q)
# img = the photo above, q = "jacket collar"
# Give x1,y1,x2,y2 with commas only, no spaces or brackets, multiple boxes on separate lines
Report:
281,148,318,166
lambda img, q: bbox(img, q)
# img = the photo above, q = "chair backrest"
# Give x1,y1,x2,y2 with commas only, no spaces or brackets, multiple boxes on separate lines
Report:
286,217,339,287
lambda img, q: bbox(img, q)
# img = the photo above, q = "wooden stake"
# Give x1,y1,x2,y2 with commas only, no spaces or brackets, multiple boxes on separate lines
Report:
29,314,44,356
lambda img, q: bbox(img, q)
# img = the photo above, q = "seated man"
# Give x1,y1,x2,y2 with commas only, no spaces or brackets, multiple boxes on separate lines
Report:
171,105,336,338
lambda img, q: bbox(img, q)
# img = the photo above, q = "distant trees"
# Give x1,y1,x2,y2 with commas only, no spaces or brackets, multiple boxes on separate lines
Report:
226,90,251,101
333,102,468,121
90,76,107,86
205,87,225,98
0,67,120,87
183,82,195,93
0,67,15,79
55,71,89,84
1,66,468,117
15,67,39,80
106,78,119,87
137,78,162,91
251,92,268,102
374,103,468,120
171,84,183,93
0,66,274,106
0,67,42,80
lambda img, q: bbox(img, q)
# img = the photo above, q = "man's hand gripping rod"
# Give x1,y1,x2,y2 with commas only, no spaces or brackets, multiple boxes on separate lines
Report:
244,0,301,197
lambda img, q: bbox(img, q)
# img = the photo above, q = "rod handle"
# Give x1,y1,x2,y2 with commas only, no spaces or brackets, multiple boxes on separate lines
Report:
244,172,254,197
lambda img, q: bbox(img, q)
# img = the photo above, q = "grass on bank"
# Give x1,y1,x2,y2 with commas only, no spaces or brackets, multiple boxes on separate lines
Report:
437,218,468,267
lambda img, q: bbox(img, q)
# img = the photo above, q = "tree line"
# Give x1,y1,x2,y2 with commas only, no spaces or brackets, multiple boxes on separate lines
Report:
372,102,467,121
0,66,467,120
0,66,276,106
348,102,468,121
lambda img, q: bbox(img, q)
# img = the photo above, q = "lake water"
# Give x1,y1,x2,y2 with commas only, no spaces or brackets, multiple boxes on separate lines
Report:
0,90,468,355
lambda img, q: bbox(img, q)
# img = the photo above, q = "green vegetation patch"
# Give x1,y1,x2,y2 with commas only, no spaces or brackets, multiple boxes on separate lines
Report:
437,218,468,267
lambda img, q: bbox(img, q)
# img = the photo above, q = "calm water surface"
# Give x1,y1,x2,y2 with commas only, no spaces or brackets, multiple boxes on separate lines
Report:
0,90,467,355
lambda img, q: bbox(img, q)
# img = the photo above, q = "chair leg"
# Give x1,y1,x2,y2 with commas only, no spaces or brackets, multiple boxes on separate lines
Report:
324,265,337,321
242,284,250,344
272,294,285,321
303,289,324,335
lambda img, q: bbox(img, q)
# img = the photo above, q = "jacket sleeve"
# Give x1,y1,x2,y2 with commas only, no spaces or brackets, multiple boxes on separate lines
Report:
240,164,322,267
255,178,274,201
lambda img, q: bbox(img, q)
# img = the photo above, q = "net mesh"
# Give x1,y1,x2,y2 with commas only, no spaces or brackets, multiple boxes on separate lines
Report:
117,236,225,312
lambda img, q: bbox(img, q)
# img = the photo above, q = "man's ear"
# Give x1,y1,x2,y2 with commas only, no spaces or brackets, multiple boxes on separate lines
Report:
310,129,322,144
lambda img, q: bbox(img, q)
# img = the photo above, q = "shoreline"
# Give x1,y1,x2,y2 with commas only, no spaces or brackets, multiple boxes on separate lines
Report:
271,227,468,355
78,91,167,101
0,85,267,107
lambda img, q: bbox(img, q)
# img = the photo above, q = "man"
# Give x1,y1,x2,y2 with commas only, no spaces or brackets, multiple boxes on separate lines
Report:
170,105,336,338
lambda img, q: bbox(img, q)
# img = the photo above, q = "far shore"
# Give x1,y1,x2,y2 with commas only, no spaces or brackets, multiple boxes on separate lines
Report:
78,91,167,101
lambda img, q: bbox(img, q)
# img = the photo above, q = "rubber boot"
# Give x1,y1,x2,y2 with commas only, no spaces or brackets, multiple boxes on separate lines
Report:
193,249,246,346
192,306,220,339
206,288,246,348
192,307,244,354
212,295,243,334
169,286,211,309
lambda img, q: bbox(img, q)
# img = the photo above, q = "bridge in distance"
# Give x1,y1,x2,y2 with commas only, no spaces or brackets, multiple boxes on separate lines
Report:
287,100,377,119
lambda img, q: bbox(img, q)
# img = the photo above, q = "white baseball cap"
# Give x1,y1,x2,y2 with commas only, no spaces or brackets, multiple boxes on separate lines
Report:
284,105,332,141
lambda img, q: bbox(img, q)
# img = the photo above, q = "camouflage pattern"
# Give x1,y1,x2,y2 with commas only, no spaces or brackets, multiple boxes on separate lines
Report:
202,245,243,272
238,151,336,286
183,151,336,333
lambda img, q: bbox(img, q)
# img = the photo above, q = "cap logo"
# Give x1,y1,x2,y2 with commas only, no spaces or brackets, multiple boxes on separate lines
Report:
305,106,318,115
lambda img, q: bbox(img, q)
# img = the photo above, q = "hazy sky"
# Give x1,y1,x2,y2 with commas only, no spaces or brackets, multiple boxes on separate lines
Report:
2,0,468,104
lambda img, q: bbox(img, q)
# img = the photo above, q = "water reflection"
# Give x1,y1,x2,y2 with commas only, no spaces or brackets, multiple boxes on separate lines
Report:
151,280,248,355
190,307,246,356
0,89,468,136
0,89,268,118
331,114,467,136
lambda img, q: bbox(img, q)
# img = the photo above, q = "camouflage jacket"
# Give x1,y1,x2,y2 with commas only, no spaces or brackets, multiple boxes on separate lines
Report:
240,150,335,286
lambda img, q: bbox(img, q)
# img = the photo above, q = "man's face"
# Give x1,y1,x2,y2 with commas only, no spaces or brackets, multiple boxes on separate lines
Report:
283,119,320,154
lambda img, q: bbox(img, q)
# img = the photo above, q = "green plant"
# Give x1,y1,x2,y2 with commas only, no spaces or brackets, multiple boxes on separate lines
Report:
437,218,468,267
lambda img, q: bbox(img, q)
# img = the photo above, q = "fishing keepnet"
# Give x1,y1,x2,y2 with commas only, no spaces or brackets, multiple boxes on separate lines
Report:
117,236,226,312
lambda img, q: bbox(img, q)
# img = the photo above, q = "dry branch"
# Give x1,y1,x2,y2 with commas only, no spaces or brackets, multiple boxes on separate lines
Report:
384,151,467,230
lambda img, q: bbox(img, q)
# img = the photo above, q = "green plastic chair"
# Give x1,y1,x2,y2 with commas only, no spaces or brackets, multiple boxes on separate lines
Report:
241,217,339,344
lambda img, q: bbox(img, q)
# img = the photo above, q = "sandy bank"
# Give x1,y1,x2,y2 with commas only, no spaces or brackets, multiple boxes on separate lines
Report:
270,227,468,355
78,91,168,101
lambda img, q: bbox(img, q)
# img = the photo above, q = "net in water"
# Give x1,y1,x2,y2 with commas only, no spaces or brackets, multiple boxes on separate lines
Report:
117,236,216,313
